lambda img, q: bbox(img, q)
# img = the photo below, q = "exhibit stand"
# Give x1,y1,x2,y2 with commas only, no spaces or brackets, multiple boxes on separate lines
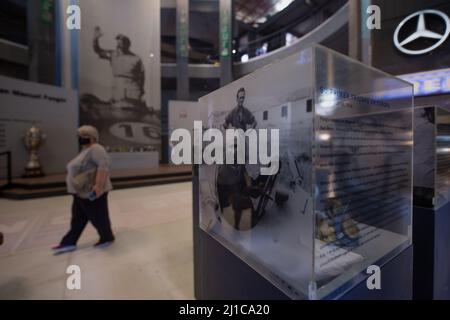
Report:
193,45,414,299
413,106,450,300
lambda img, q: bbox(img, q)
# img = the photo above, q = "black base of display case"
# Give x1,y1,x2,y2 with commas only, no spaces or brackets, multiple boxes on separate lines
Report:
193,171,413,300
413,203,450,300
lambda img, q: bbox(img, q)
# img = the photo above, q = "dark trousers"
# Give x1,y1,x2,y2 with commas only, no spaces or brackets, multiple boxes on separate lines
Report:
60,193,115,246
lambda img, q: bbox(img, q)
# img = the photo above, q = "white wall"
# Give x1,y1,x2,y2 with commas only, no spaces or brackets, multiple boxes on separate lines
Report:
168,100,202,163
168,100,201,132
0,76,78,178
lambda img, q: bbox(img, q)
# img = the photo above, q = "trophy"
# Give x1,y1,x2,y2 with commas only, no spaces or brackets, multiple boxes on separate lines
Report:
23,124,46,177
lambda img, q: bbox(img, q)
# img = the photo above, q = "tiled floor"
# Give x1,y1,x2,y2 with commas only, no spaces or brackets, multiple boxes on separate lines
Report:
0,182,194,299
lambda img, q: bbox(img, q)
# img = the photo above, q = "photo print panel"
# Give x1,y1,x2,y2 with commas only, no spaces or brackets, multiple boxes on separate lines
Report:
77,0,161,152
199,48,315,299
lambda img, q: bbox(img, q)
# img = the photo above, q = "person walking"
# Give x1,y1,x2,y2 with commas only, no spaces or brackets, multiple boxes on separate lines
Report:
52,125,115,255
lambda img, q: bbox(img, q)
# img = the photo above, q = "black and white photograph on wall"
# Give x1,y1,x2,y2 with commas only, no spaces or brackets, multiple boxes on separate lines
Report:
78,0,161,152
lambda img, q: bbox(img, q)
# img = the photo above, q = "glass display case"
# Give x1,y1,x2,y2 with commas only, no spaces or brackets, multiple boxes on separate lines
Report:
198,45,413,299
414,106,450,209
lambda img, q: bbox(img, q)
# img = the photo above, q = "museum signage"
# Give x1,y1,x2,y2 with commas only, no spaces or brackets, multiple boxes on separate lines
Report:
393,9,450,55
371,0,450,75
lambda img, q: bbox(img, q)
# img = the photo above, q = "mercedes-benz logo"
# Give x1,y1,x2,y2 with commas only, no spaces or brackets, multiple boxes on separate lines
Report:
393,9,450,55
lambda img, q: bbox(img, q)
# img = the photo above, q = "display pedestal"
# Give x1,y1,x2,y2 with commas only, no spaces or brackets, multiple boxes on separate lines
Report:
193,172,413,300
413,203,450,300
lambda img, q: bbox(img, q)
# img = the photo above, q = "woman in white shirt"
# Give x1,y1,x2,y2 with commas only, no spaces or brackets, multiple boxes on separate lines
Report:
52,125,115,255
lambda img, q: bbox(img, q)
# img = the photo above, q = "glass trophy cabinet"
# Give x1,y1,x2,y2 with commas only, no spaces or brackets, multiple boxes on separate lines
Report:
197,45,414,299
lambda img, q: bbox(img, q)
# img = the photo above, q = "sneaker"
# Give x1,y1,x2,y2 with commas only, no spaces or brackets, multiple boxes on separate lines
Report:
93,240,114,249
52,244,76,255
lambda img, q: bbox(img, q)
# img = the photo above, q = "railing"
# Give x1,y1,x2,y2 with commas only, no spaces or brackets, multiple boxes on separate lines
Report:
0,151,12,190
161,40,219,65
234,17,307,63
234,1,348,63
160,1,349,78
234,2,349,78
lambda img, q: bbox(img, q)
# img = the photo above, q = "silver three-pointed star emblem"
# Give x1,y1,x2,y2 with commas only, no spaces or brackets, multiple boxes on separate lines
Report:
393,9,450,55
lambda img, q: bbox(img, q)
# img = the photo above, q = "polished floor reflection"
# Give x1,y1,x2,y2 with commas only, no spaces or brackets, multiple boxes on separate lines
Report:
0,182,194,299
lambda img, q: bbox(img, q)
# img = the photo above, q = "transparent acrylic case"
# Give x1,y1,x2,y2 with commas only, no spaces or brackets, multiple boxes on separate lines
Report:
198,45,413,299
414,106,450,210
